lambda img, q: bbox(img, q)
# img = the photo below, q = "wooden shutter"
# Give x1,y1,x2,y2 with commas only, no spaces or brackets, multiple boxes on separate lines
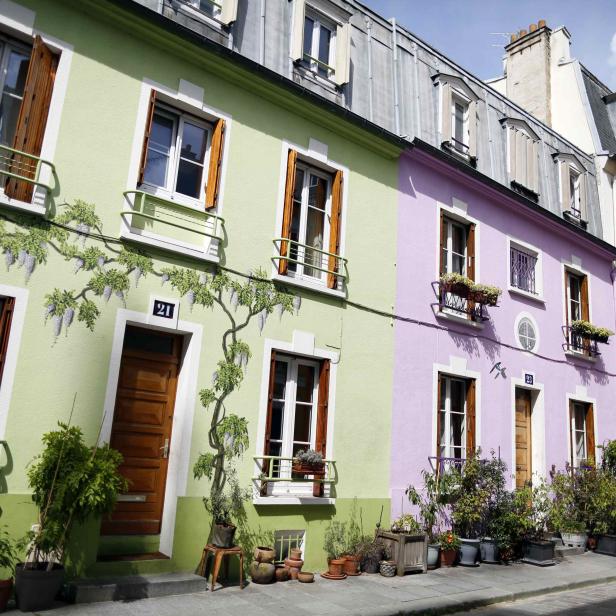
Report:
468,100,477,159
219,0,238,25
290,0,306,62
560,162,570,212
568,401,575,468
314,359,330,497
327,170,343,289
0,297,14,385
439,211,447,275
508,127,516,182
466,223,476,281
441,83,452,144
279,150,297,275
205,118,225,210
564,270,571,326
581,275,589,321
137,89,157,186
465,379,476,455
586,404,595,464
334,22,351,86
5,36,58,202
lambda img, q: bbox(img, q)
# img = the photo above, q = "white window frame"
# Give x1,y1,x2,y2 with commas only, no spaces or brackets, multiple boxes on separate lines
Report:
141,103,213,209
268,354,320,495
178,0,221,22
302,7,337,82
287,161,332,285
442,215,468,276
569,167,581,218
507,238,543,301
514,313,540,353
450,90,470,154
0,35,31,147
438,374,468,461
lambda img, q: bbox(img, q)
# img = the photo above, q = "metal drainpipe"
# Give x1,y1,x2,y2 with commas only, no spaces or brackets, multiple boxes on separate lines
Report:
259,0,266,65
389,17,401,136
365,16,374,122
412,41,420,139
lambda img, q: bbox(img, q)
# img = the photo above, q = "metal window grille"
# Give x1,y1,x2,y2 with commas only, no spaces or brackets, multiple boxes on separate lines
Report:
274,530,305,564
510,247,537,294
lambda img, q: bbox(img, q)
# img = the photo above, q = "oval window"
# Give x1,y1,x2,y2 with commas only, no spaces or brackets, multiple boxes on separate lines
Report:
517,317,537,351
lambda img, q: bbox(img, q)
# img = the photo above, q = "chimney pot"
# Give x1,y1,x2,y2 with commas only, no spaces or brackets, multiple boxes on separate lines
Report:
538,19,546,28
510,33,517,43
519,29,527,37
529,23,537,32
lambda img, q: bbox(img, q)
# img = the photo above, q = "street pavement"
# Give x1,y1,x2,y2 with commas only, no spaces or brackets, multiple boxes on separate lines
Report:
450,581,616,615
14,552,616,615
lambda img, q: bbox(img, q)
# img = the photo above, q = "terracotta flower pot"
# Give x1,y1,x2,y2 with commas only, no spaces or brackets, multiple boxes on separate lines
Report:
249,561,276,584
328,558,346,577
297,571,314,583
275,566,289,582
0,578,12,613
289,547,302,560
284,557,303,580
440,548,457,567
343,555,360,575
254,546,276,563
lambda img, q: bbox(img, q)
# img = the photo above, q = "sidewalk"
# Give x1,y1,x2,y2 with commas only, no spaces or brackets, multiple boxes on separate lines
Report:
20,552,616,615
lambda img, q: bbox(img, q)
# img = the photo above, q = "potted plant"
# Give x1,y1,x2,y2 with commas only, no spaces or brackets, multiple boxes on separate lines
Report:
341,504,362,576
206,467,251,549
322,521,347,579
588,451,616,556
356,537,384,574
16,421,127,612
571,320,614,344
470,283,502,307
407,465,460,569
518,482,556,566
390,514,421,534
478,454,509,564
0,526,18,612
549,465,589,549
437,531,460,567
292,449,325,474
440,272,473,299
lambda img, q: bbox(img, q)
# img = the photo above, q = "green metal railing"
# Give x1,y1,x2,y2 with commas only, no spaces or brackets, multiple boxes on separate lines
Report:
122,190,225,241
302,53,336,74
253,455,336,485
0,144,55,194
272,238,347,284
274,532,304,564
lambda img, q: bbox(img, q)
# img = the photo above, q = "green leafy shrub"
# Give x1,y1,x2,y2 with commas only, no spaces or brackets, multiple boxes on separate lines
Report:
323,521,347,560
437,530,460,550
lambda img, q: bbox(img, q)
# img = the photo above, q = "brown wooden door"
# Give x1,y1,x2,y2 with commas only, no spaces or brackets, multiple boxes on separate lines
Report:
102,326,183,535
515,388,532,489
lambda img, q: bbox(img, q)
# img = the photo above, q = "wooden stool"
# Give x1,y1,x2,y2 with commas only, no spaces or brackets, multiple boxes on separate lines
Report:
198,544,244,591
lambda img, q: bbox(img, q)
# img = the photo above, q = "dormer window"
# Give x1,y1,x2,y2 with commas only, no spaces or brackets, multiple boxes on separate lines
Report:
554,153,588,227
302,9,336,80
176,0,238,25
434,73,479,166
290,0,350,87
502,118,539,199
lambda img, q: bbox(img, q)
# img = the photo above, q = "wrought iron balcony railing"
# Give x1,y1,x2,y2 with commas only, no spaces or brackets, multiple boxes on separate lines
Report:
122,190,224,259
272,238,347,291
0,144,55,196
429,456,466,476
253,455,336,498
562,325,600,358
510,247,537,294
437,281,489,322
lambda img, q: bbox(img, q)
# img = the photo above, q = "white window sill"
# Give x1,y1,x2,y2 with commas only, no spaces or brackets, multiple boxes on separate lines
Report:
0,192,46,217
564,350,597,364
293,64,339,92
176,2,223,30
508,287,545,304
435,309,484,329
272,273,345,299
253,496,335,506
120,228,220,263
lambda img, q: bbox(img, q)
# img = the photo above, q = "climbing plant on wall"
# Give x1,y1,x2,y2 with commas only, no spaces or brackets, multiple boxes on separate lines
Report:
0,199,300,519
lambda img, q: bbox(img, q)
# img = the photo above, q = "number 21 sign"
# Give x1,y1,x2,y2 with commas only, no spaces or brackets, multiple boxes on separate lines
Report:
148,295,179,328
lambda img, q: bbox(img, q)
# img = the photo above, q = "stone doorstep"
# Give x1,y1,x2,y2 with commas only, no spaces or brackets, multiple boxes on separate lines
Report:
68,572,208,604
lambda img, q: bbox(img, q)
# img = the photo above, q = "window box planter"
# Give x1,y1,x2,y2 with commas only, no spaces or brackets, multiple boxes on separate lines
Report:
595,534,616,557
441,279,471,299
570,320,614,344
375,530,428,575
521,540,555,567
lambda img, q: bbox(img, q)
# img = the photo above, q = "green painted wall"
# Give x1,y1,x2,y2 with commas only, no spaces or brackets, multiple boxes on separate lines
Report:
0,0,399,576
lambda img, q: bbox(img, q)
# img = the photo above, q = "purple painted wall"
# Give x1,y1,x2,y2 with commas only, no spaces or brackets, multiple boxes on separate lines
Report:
391,149,616,517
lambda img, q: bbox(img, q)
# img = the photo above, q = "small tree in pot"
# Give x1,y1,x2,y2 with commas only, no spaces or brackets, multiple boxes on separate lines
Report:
0,527,18,611
16,421,126,612
323,521,347,578
518,481,555,566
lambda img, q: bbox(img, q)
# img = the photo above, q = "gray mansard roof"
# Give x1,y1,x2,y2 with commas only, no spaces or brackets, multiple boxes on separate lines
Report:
131,0,604,240
581,65,616,157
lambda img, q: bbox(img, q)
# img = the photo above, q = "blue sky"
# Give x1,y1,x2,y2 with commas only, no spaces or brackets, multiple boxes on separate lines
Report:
361,0,616,90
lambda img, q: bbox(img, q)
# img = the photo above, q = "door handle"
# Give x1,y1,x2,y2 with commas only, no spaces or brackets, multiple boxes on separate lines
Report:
160,438,169,459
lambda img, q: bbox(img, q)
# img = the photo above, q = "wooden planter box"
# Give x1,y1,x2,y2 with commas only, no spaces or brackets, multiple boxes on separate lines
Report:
375,530,428,576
